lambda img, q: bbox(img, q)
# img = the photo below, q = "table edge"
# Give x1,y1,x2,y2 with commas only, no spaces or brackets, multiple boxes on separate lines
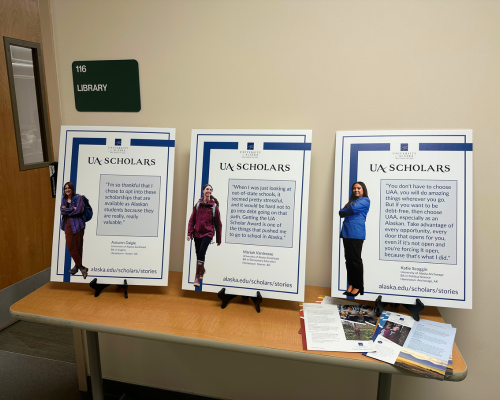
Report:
10,308,467,382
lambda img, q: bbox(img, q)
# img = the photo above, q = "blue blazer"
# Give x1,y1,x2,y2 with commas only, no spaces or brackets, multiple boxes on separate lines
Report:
339,197,370,239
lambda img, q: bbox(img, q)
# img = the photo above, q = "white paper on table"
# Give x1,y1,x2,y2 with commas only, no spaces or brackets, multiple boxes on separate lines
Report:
368,336,403,363
403,320,456,363
302,303,375,352
416,319,452,329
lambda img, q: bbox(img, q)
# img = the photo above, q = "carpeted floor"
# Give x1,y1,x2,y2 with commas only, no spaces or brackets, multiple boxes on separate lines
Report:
0,321,76,363
0,349,85,400
0,321,83,399
0,321,213,400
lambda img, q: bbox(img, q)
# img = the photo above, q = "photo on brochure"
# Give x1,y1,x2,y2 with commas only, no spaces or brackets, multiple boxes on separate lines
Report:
359,305,377,325
394,348,448,380
338,305,378,325
338,305,364,322
379,320,412,346
340,320,375,341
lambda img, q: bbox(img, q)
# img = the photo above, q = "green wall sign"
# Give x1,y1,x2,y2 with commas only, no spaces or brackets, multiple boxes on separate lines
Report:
72,59,141,112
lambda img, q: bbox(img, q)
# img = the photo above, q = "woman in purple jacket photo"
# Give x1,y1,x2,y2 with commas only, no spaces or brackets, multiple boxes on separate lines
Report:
186,184,222,286
339,181,370,297
60,182,88,279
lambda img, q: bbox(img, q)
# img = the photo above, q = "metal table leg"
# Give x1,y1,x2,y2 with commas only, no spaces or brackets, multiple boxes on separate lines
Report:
377,372,392,400
86,331,104,400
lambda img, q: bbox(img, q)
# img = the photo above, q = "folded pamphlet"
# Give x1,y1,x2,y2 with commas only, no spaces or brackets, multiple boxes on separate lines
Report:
367,311,456,380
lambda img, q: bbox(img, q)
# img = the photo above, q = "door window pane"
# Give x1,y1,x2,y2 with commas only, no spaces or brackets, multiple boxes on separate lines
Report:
10,45,44,164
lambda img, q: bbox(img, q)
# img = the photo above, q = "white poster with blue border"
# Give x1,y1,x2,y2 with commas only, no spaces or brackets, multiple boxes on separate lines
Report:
182,129,312,301
50,126,175,286
332,130,472,309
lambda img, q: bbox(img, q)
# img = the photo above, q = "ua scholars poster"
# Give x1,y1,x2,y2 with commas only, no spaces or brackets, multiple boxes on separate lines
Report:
332,130,472,308
182,129,312,301
50,126,175,286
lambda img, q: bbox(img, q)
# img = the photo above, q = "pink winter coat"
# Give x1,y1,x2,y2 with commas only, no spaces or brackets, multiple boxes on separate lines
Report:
187,199,222,244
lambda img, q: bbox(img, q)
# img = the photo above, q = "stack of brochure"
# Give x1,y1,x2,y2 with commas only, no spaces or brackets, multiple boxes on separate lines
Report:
366,310,455,380
299,296,377,353
299,296,456,380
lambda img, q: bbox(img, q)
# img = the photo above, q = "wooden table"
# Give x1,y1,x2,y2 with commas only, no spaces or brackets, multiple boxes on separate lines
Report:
10,271,466,400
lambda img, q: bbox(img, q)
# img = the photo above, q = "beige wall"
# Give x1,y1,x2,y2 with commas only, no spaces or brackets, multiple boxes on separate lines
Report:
39,0,62,158
40,0,499,398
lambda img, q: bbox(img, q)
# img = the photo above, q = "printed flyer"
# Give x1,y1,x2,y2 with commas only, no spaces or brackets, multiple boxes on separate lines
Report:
182,129,312,301
332,130,472,308
302,303,375,352
50,126,175,285
299,297,377,352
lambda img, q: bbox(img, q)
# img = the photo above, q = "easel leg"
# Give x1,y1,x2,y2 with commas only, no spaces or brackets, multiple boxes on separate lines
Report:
377,372,392,400
402,299,425,321
90,278,128,299
375,296,425,321
218,289,263,313
218,288,237,309
89,278,110,298
375,295,388,317
86,331,104,400
251,291,262,313
123,279,128,299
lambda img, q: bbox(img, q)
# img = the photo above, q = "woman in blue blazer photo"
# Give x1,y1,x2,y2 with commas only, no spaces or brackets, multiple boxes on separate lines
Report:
339,182,370,297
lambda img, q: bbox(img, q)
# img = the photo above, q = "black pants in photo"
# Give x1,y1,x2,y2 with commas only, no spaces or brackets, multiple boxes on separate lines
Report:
342,238,364,289
194,236,212,262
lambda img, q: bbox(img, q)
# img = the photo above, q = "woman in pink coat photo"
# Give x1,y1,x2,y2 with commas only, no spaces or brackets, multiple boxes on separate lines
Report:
186,184,222,286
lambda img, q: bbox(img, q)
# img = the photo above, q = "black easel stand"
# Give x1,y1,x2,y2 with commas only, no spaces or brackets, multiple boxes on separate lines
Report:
375,295,425,321
218,288,263,313
89,278,128,299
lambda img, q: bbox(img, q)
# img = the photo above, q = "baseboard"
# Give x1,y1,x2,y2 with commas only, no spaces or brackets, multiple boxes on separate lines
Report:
0,269,51,330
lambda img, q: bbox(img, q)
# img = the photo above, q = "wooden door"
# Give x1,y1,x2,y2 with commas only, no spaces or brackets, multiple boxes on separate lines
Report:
0,0,55,322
